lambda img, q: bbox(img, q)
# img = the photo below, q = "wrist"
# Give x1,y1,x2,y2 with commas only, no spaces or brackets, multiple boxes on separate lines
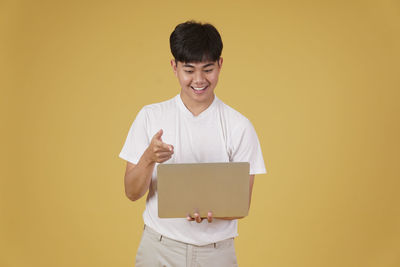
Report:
142,148,156,166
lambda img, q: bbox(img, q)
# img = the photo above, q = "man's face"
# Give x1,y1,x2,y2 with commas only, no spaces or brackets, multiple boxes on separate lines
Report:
171,58,223,105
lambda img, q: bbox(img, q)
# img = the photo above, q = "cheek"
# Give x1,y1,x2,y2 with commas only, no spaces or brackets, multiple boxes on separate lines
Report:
208,74,219,84
178,74,192,85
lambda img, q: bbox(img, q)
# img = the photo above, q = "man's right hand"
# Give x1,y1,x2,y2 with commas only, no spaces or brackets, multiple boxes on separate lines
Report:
144,129,174,164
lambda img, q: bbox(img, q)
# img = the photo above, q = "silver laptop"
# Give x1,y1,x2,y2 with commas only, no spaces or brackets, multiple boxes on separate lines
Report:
157,162,250,218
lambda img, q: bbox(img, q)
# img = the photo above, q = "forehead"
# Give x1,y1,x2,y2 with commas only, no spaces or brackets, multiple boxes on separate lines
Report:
179,61,217,68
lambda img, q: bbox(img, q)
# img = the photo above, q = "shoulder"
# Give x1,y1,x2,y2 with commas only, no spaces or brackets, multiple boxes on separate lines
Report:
140,96,178,116
216,97,252,129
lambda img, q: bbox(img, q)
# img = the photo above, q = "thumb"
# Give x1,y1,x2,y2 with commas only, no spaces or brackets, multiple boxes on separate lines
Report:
153,129,163,141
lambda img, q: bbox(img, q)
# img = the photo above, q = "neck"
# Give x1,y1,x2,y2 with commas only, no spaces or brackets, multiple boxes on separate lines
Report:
179,93,215,116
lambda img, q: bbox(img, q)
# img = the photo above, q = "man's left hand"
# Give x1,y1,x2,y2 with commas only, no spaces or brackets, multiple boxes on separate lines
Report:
187,211,213,223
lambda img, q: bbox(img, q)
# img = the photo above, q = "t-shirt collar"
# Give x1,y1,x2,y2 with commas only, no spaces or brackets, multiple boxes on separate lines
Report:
175,93,218,119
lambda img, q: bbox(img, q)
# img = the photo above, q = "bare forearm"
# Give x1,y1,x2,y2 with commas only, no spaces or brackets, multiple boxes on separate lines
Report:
124,149,155,201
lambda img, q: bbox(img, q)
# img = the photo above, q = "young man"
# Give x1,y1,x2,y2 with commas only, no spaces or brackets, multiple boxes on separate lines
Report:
119,21,266,266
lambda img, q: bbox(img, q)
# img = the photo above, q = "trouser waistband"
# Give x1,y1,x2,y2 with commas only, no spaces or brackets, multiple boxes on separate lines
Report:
143,225,234,249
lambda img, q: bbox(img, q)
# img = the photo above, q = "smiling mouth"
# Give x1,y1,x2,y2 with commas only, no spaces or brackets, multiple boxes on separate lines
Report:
191,86,208,94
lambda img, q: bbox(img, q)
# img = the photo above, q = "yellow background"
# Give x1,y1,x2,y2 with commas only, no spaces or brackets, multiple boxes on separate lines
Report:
1,0,399,266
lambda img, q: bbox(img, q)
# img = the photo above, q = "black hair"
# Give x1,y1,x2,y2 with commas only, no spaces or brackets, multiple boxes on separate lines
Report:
170,20,223,63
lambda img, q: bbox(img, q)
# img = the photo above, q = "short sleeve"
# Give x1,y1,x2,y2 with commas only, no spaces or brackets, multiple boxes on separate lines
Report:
119,107,150,164
230,119,267,175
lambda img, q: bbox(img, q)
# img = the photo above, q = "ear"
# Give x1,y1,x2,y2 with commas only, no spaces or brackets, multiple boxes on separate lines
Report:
218,57,223,68
170,59,178,76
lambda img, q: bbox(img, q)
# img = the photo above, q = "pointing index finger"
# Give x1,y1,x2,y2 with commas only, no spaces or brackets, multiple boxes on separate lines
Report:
207,211,213,223
160,142,173,152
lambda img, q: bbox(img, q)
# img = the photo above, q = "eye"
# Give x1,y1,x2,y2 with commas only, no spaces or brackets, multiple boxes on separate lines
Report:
184,70,194,74
204,69,213,73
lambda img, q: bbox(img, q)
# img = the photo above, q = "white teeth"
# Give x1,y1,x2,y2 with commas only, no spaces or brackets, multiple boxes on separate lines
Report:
192,86,206,91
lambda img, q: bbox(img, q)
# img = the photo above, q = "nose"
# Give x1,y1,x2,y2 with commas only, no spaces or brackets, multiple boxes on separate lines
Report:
193,71,206,84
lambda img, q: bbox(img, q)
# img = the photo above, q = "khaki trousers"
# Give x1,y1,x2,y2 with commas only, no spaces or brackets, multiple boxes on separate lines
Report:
135,225,238,267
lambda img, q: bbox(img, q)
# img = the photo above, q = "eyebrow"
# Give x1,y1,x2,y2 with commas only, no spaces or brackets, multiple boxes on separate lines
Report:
182,63,215,68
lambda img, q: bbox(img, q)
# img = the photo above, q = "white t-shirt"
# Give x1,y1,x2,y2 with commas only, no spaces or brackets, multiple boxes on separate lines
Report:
119,94,266,246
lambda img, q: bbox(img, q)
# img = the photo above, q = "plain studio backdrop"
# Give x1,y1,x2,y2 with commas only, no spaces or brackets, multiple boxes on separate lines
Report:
1,0,399,266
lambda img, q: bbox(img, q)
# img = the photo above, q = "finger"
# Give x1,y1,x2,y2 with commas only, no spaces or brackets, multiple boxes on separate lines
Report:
207,211,213,223
159,142,173,152
157,155,173,163
194,213,202,223
156,151,174,158
152,129,163,141
159,143,172,152
153,140,172,152
187,215,194,221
